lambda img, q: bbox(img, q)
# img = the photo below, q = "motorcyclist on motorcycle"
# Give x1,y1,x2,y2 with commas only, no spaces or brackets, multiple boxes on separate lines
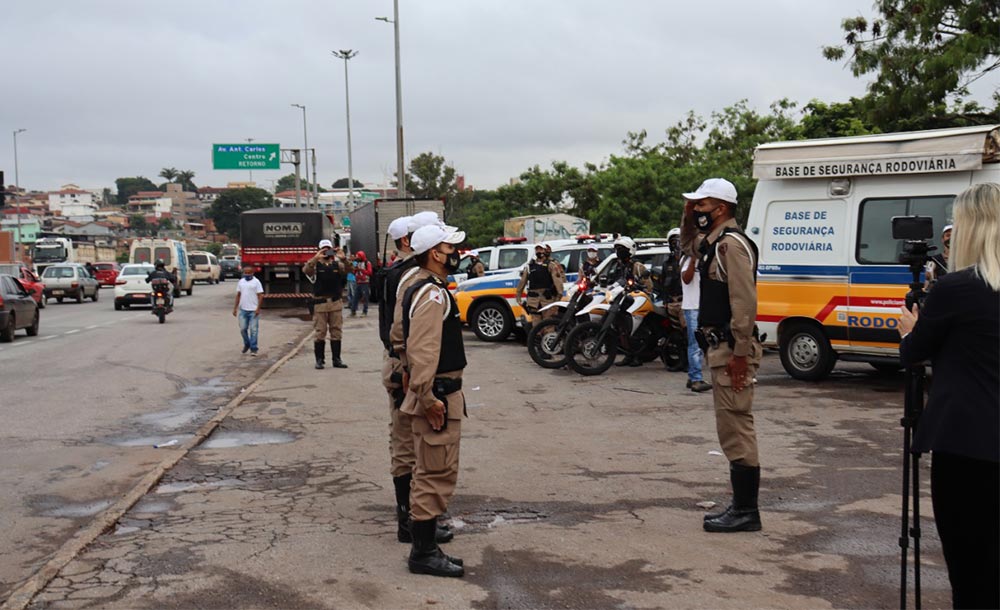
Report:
613,236,653,293
146,260,177,309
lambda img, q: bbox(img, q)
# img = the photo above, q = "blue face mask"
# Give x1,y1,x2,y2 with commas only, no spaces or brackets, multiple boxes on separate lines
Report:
243,273,253,279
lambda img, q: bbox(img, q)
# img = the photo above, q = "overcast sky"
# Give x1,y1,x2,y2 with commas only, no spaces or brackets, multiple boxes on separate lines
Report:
2,1,993,194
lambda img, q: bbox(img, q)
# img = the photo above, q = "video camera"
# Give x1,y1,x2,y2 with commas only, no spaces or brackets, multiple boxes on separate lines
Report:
892,216,936,310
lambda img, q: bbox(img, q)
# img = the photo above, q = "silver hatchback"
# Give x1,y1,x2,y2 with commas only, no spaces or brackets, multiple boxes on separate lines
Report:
41,264,101,304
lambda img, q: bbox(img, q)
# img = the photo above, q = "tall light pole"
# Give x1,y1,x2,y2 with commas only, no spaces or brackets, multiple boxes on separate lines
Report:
245,137,255,183
332,50,358,210
291,104,312,206
377,0,406,197
12,128,26,252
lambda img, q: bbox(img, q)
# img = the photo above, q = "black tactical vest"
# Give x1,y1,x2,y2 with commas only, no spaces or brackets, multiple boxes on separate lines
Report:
379,256,418,350
527,260,555,290
698,228,758,329
313,259,345,299
402,276,467,374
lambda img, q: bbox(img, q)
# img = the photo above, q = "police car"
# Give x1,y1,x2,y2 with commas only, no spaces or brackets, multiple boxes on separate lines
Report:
455,239,673,341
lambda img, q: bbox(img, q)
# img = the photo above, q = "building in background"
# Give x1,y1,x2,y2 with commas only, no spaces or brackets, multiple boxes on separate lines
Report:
47,185,98,218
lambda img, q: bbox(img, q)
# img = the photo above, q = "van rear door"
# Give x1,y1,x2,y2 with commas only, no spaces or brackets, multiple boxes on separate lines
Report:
849,175,967,349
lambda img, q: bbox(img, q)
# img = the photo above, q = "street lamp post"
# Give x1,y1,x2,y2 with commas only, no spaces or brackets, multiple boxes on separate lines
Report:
291,104,313,207
12,128,26,254
245,137,255,183
332,50,358,210
376,0,406,197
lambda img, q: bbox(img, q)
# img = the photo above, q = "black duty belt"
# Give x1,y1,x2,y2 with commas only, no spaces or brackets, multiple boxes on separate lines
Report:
527,290,556,299
695,325,760,351
433,377,462,396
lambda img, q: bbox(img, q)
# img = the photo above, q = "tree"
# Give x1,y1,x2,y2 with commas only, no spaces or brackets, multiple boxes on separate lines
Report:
405,152,458,200
129,214,149,236
207,187,274,239
823,0,1000,130
205,242,223,256
158,167,179,182
115,177,158,207
176,170,197,192
275,173,326,194
332,177,364,189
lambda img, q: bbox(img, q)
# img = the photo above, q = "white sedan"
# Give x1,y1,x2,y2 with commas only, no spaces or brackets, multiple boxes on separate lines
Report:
113,264,157,310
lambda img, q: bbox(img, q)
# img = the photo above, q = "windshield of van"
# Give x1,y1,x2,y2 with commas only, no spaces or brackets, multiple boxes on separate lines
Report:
189,254,208,265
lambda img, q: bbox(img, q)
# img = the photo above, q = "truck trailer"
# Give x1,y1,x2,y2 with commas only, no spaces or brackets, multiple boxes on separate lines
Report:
347,198,445,267
240,207,334,307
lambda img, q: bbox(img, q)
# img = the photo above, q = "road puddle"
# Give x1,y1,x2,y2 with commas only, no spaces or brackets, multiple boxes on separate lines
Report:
155,479,243,494
39,499,114,518
201,430,296,449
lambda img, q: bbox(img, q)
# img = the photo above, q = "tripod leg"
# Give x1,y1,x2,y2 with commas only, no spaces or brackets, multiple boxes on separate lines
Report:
912,451,922,610
900,426,912,610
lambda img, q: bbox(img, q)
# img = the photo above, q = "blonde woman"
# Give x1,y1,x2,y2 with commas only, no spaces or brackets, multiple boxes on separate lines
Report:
898,182,999,610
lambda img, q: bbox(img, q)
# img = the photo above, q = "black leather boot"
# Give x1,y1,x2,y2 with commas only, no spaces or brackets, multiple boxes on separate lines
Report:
313,341,325,369
408,518,463,577
704,462,761,533
394,475,457,548
330,340,348,368
704,462,736,522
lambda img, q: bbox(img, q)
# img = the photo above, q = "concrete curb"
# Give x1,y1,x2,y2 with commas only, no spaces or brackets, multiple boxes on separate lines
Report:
1,331,312,610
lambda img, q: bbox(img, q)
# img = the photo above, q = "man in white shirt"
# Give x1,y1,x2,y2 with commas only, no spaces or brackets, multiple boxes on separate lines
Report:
233,264,264,356
681,254,711,392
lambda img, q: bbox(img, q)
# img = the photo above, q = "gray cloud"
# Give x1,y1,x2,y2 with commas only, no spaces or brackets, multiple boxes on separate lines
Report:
1,0,991,193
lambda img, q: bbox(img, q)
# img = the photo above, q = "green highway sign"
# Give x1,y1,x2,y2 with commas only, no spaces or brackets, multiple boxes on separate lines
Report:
212,143,281,170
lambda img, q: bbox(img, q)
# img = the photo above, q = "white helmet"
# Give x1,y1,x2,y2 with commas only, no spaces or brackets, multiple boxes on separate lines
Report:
613,236,637,256
667,228,681,240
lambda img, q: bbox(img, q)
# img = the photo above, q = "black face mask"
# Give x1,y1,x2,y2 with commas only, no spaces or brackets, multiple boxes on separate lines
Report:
693,209,716,233
615,246,630,261
438,249,460,273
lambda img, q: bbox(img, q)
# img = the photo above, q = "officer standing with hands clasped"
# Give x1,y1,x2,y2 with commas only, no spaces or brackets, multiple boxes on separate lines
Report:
397,222,468,578
303,239,349,369
680,177,763,533
516,243,564,327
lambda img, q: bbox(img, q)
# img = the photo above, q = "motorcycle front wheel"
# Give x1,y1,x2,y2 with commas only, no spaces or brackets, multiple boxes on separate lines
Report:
565,321,617,376
157,310,166,324
660,330,688,371
527,319,570,369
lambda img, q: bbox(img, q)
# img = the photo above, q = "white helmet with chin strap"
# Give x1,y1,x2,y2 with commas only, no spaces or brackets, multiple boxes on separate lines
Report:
613,236,637,256
667,228,681,240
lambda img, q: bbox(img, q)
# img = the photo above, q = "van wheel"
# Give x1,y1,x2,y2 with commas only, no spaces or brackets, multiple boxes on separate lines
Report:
186,286,193,296
472,301,512,342
779,322,835,381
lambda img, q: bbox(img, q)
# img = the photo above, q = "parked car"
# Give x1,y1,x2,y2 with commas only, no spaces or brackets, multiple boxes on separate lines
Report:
220,255,242,279
113,263,157,310
0,263,45,309
0,273,40,341
40,264,100,304
92,262,121,287
188,251,222,284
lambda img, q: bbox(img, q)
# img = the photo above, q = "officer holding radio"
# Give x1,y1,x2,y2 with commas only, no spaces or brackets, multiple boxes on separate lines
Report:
680,177,763,533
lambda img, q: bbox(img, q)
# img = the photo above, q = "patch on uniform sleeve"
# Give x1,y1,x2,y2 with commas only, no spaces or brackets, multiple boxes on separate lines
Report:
427,289,444,305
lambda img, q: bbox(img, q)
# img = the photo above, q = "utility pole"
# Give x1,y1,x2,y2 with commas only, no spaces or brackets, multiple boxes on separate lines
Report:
377,0,406,197
13,128,26,254
332,50,358,210
291,104,312,206
245,137,255,183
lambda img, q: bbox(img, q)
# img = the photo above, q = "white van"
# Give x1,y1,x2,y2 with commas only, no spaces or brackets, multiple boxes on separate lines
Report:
188,251,222,284
746,125,999,380
129,238,195,297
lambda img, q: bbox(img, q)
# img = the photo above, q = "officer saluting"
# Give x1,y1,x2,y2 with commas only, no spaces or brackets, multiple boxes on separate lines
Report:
398,223,468,578
303,239,349,369
516,243,564,327
379,215,454,547
680,178,763,533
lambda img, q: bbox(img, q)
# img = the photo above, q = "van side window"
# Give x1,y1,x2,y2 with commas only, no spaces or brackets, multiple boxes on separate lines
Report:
478,250,492,270
856,196,954,264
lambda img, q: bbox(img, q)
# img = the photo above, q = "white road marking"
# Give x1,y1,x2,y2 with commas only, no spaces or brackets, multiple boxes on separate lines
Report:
86,325,98,330
65,330,80,335
11,341,27,347
42,335,58,340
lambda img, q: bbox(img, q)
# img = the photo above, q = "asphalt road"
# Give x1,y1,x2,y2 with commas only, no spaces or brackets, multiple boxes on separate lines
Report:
19,314,950,609
0,280,310,600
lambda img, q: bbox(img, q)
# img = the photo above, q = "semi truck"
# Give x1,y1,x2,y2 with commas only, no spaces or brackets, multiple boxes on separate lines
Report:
32,237,115,274
240,207,334,307
347,198,445,267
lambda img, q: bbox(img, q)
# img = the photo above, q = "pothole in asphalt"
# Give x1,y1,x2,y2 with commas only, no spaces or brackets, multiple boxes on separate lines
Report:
451,507,549,531
200,430,296,449
138,377,233,430
155,479,244,494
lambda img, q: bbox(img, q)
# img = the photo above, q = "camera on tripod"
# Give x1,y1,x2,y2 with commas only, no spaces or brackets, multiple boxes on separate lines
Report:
892,216,936,310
